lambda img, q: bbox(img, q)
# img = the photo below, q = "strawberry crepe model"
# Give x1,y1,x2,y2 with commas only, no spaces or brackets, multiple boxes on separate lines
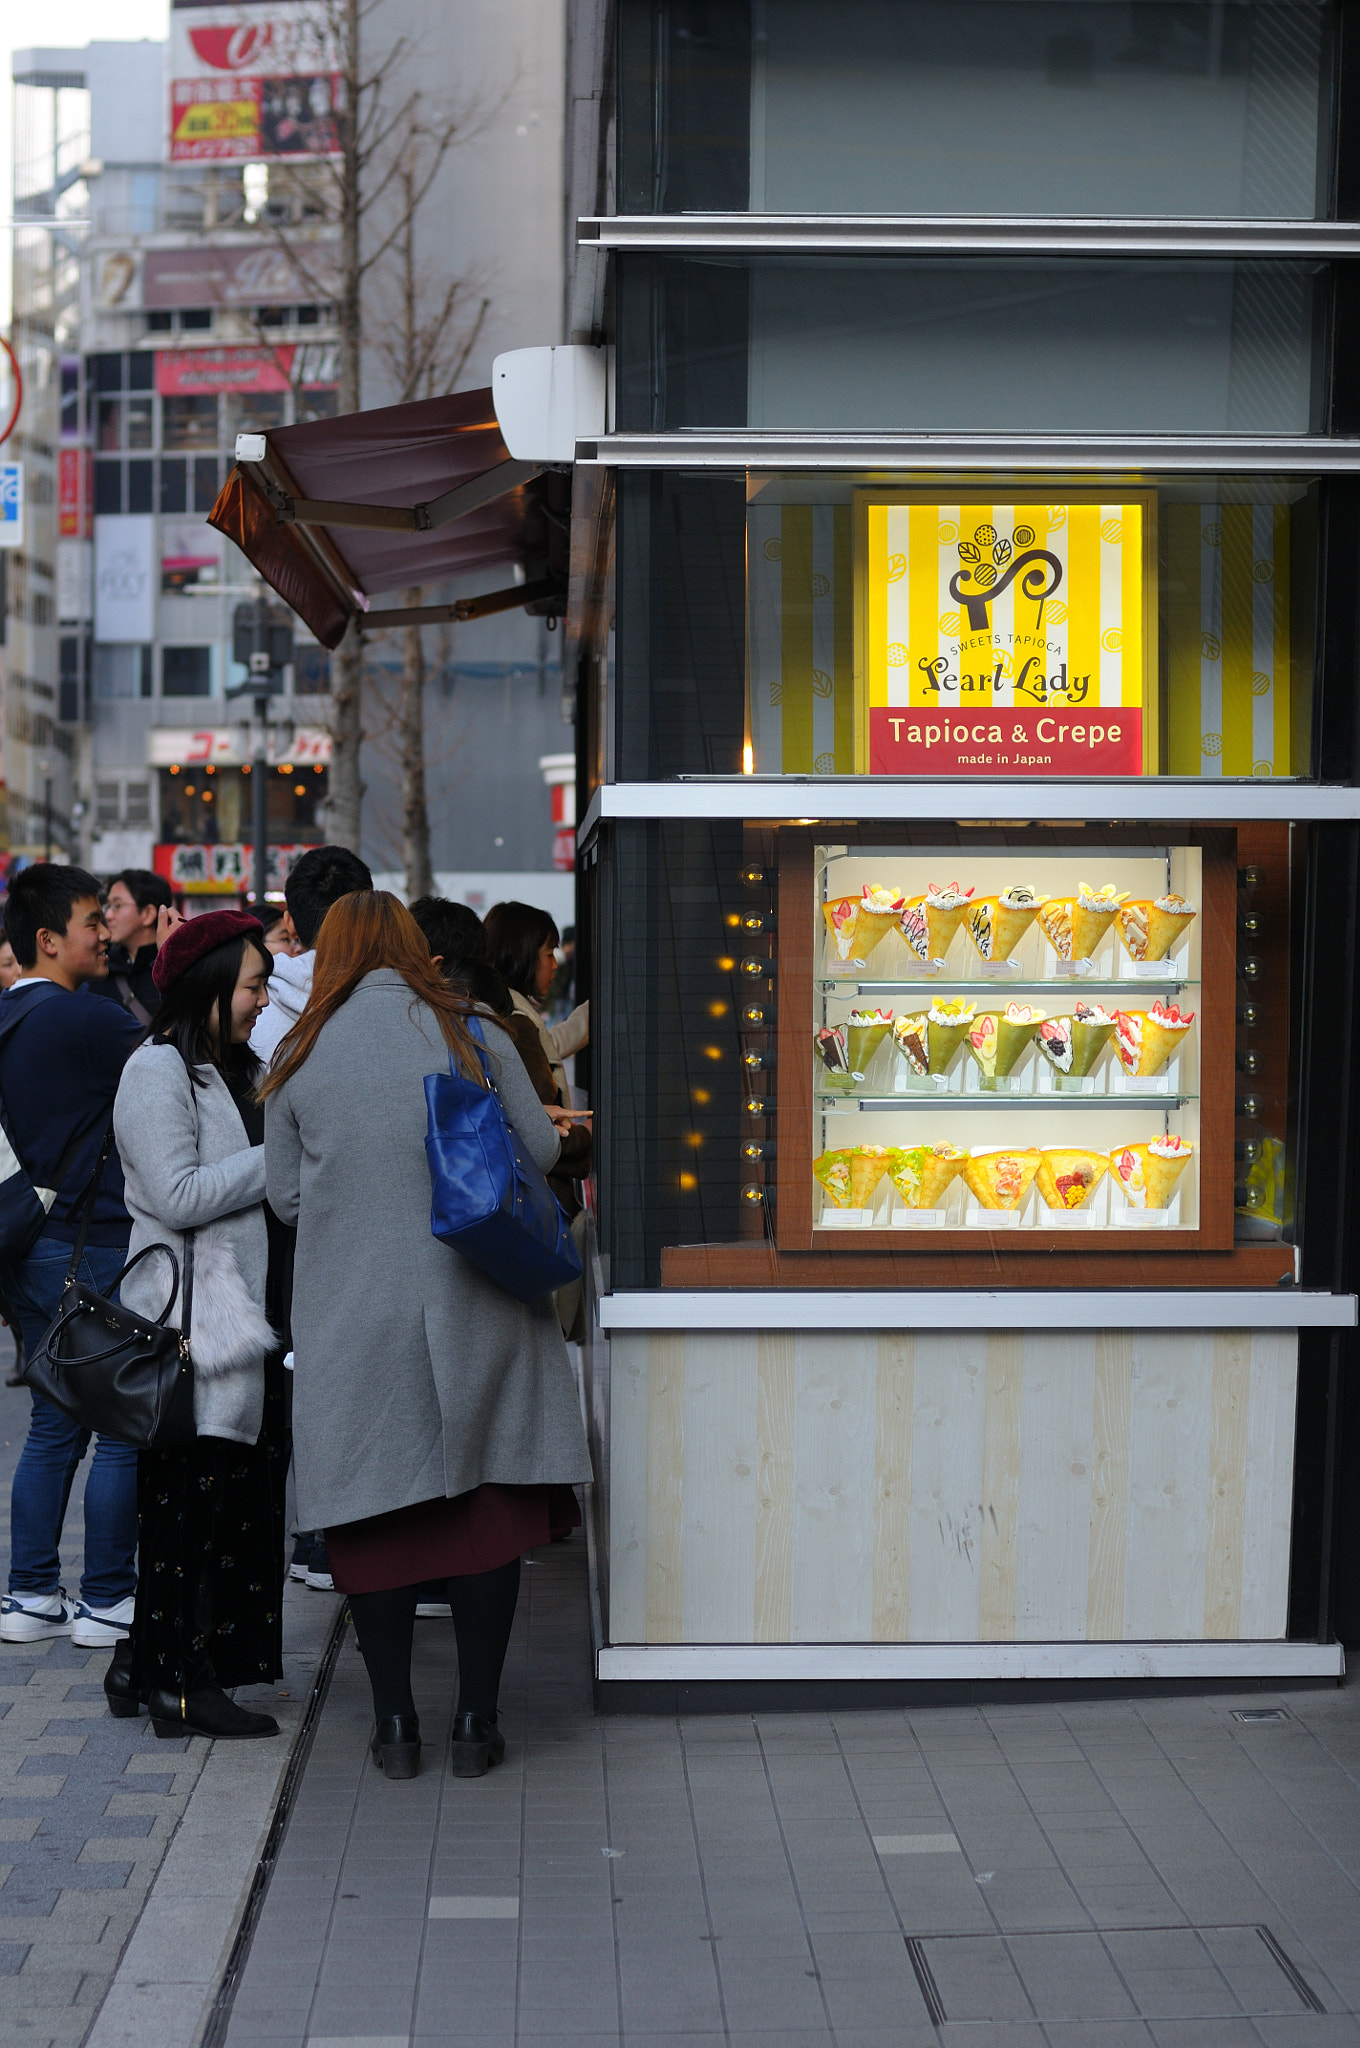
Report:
1035,1148,1109,1210
1112,1000,1195,1078
899,882,973,964
822,883,907,964
965,884,1045,962
1036,1002,1117,1080
1116,891,1197,962
1109,1135,1194,1209
965,1002,1045,1086
887,1143,965,1210
846,1006,893,1078
1037,882,1129,963
961,1146,1042,1210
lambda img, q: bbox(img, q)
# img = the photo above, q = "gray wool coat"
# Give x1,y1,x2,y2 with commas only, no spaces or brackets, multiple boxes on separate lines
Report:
114,1043,269,1444
263,970,593,1532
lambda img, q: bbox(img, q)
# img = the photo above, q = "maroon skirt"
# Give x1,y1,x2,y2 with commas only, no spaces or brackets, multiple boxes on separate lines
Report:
325,1483,581,1595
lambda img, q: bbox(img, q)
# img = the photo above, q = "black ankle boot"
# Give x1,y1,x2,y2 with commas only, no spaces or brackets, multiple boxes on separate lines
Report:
449,1710,505,1778
104,1638,140,1719
370,1713,421,1779
148,1684,280,1740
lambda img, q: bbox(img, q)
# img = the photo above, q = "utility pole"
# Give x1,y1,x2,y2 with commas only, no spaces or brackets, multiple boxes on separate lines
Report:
228,597,293,909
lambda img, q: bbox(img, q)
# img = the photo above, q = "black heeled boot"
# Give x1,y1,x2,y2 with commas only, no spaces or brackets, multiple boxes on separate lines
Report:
449,1710,506,1779
103,1637,140,1719
148,1683,280,1740
370,1713,421,1779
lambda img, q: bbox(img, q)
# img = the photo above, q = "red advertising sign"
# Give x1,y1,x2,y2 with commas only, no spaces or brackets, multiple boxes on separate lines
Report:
169,2,343,161
156,347,290,395
58,450,91,538
143,242,337,309
869,705,1144,778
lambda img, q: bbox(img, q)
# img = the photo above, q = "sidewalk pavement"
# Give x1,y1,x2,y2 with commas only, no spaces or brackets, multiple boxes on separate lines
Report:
0,1347,340,2048
222,1531,1360,2048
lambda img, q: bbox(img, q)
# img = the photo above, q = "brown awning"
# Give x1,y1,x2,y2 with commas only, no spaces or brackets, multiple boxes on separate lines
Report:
208,386,566,650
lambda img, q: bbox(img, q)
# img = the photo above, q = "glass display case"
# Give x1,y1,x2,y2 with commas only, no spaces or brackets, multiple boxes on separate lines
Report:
810,845,1203,1236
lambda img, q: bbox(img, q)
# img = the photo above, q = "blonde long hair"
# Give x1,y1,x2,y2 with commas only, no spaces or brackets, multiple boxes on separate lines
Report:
258,889,486,1097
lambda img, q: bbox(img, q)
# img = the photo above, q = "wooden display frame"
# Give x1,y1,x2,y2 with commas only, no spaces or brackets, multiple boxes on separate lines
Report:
773,824,1235,1259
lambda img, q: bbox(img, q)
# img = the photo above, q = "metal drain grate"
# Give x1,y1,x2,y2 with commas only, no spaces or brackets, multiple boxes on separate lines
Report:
1231,1706,1291,1723
904,1924,1325,2024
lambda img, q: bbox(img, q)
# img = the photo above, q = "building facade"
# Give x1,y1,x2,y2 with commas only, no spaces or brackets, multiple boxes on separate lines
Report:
566,0,1360,1700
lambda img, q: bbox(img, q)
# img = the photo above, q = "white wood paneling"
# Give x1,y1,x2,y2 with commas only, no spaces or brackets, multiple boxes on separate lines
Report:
1016,1335,1098,1641
907,1334,988,1640
1241,1332,1299,1638
607,1333,649,1643
1124,1332,1215,1639
790,1337,877,1641
681,1334,758,1644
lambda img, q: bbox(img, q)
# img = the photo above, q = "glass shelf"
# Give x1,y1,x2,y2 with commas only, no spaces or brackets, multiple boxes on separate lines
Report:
819,977,1200,998
819,1092,1197,1110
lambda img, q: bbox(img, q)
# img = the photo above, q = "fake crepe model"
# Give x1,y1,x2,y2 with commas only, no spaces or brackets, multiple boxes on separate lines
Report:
823,884,908,964
891,1012,931,1076
887,1142,965,1210
965,1003,1045,1085
815,1026,854,1086
926,996,976,1074
846,1006,894,1078
1035,1002,1117,1079
964,885,1045,962
1035,1147,1109,1211
899,882,973,963
1112,1001,1195,1078
1116,892,1198,963
813,1146,890,1210
1109,1135,1194,1210
961,1146,1042,1210
1037,882,1129,963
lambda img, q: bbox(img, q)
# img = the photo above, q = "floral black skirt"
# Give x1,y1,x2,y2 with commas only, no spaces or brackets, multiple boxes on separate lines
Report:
128,1358,288,1695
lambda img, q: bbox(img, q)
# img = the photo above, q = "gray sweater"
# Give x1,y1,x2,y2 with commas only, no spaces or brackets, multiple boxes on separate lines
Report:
264,971,592,1531
113,1042,269,1444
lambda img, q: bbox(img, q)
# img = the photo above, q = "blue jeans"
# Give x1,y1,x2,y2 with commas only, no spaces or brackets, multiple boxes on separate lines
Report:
3,1235,138,1607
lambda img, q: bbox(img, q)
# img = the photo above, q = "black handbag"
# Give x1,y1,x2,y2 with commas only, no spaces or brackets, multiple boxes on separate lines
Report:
22,1131,198,1449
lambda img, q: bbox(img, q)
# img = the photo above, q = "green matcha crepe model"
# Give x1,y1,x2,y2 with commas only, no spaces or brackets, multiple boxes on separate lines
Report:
1035,1002,1117,1082
846,1006,893,1079
926,996,976,1075
965,1003,1045,1087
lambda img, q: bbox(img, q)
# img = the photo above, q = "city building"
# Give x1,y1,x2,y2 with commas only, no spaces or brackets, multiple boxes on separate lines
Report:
3,3,572,900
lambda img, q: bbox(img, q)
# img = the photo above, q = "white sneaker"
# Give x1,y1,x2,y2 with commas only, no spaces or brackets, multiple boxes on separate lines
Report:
70,1596,135,1647
1,1589,75,1642
304,1565,334,1590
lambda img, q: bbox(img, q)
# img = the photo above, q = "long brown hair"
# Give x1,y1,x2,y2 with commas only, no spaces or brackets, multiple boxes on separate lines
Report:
257,889,486,1098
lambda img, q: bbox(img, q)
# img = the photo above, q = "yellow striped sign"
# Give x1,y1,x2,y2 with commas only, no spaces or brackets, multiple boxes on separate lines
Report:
1163,504,1295,778
747,503,857,775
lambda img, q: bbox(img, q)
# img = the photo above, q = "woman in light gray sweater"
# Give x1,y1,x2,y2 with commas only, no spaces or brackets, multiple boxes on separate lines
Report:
262,892,592,1780
112,911,284,1741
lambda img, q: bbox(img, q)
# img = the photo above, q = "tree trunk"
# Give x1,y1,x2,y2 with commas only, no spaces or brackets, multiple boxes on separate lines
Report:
327,0,365,853
400,586,434,901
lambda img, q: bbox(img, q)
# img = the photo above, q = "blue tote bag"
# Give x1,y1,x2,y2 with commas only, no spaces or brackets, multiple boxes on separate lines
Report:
425,1015,583,1304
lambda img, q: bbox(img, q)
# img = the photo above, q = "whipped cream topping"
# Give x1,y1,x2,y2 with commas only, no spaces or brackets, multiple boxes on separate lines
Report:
1003,1002,1045,1024
929,997,976,1025
1147,1000,1194,1028
999,885,1041,907
924,881,973,908
1078,883,1127,910
1075,1001,1115,1025
848,1007,894,1027
1154,893,1196,914
1150,1135,1192,1159
861,884,907,913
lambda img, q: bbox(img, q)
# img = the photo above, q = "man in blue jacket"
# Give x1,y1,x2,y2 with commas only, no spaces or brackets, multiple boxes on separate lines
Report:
0,865,144,1646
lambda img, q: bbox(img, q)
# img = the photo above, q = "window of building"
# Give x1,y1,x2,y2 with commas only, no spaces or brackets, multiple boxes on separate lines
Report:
161,395,220,451
193,457,221,512
94,459,123,515
127,460,154,515
179,307,213,331
126,398,154,450
620,0,1332,218
93,644,152,700
162,645,213,697
293,645,330,694
160,457,187,515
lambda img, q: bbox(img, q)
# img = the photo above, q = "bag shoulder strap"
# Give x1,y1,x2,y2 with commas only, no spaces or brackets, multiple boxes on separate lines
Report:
111,974,153,1029
62,1124,117,1290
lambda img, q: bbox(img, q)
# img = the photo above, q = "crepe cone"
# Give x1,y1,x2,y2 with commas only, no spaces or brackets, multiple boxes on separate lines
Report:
1071,895,1124,958
888,1143,965,1210
1145,901,1197,961
1109,1140,1193,1210
813,1150,853,1207
900,895,970,963
1036,1148,1109,1211
926,1016,971,1074
1113,1006,1194,1078
847,1021,892,1076
965,1008,1042,1083
1069,1013,1117,1076
961,1147,1041,1210
1037,899,1076,962
823,899,868,963
1115,900,1152,960
848,1147,890,1208
891,1014,931,1076
965,895,1040,961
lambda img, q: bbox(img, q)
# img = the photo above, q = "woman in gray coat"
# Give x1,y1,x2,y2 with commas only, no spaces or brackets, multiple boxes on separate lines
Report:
262,892,591,1780
113,911,284,1741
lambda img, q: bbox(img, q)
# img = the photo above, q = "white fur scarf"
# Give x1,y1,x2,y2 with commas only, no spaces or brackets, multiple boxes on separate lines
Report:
185,1238,276,1379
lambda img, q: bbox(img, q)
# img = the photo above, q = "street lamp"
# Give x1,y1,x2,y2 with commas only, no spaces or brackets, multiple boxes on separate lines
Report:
37,756,52,863
227,596,293,908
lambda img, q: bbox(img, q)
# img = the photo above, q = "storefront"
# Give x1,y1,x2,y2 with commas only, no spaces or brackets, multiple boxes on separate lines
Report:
563,0,1360,1701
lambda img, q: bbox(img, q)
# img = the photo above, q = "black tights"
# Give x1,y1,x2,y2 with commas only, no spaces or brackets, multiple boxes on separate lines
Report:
349,1556,521,1723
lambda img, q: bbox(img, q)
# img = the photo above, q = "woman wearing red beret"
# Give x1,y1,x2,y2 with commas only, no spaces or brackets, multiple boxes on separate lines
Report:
109,912,286,1738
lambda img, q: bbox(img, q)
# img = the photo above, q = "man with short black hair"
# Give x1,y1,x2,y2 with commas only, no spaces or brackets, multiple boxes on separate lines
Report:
249,845,372,1062
0,865,144,1646
89,868,173,1023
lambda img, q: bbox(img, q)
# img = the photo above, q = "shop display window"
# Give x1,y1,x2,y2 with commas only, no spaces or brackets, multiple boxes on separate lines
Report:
619,0,1332,218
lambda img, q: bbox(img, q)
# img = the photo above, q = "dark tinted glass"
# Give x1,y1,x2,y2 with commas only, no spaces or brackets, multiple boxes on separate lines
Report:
94,460,123,515
127,351,155,391
127,460,154,514
163,646,212,697
159,458,187,515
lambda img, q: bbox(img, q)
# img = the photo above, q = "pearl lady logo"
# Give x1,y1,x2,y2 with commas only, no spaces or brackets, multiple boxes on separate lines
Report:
950,522,1063,633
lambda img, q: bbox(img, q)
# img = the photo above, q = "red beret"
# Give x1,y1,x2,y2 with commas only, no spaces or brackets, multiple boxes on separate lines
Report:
153,910,268,996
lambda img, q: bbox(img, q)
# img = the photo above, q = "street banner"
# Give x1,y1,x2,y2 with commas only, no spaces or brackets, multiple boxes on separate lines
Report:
168,1,343,162
0,462,22,549
861,494,1157,776
94,515,156,642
